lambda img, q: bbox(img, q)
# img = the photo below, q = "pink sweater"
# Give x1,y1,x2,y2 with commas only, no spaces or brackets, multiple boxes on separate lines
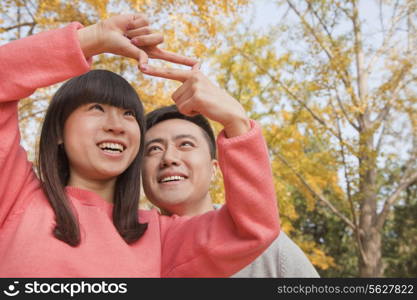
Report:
0,23,280,277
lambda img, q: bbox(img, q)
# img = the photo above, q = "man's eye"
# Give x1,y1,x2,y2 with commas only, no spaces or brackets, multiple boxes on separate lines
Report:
180,141,194,147
147,145,162,154
89,104,104,111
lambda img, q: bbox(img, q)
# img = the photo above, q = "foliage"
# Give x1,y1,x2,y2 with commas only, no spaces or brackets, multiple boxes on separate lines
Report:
383,183,417,277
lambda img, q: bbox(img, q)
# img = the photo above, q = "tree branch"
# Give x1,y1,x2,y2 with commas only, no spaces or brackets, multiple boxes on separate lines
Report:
334,87,360,131
329,99,356,220
287,0,360,107
240,51,347,143
367,1,406,75
373,65,414,126
307,2,337,48
329,97,369,263
375,123,386,156
0,22,36,32
376,170,417,230
351,0,368,108
274,150,356,230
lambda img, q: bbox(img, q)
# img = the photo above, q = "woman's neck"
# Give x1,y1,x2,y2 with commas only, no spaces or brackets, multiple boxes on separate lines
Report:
67,175,116,204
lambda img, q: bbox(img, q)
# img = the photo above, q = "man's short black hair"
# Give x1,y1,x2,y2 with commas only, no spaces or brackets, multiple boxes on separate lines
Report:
145,105,216,159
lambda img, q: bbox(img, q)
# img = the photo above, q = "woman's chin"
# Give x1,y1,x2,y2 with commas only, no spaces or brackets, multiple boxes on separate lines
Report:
92,169,125,181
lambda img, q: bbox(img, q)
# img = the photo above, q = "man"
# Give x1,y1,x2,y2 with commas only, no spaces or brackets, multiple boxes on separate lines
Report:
140,63,319,277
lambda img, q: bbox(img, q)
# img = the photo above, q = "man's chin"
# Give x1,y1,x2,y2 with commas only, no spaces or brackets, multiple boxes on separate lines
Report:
155,192,191,207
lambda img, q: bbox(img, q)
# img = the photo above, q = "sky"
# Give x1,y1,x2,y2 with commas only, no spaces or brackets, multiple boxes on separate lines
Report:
247,0,415,200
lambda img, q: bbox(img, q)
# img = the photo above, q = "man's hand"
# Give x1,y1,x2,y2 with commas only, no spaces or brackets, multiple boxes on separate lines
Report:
140,63,251,137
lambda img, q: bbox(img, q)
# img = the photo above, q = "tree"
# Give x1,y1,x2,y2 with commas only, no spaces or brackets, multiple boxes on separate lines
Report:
211,27,341,271
213,0,416,276
283,0,417,277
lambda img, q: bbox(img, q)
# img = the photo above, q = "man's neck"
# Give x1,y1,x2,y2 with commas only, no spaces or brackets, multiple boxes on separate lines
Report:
162,194,216,217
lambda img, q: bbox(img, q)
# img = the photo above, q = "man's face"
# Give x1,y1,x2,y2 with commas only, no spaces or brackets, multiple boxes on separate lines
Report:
142,118,217,215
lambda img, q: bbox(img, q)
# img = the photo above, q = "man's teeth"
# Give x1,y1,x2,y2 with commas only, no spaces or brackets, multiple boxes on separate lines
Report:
98,142,124,153
160,176,186,183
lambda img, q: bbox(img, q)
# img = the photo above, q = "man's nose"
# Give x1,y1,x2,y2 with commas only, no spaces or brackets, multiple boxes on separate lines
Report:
160,146,181,168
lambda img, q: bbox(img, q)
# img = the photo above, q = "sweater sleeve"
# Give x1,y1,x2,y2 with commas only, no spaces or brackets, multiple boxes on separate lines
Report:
160,120,280,277
0,23,91,227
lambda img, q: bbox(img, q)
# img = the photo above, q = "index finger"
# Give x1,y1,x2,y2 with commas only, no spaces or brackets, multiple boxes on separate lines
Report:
149,48,198,67
139,64,193,82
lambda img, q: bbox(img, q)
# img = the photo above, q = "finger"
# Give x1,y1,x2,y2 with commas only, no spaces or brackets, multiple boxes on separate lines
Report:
126,26,152,39
113,38,149,62
172,80,192,102
140,65,192,82
173,84,194,105
127,14,149,30
131,33,164,47
192,62,201,70
124,45,148,63
149,48,198,67
137,48,149,65
177,97,200,116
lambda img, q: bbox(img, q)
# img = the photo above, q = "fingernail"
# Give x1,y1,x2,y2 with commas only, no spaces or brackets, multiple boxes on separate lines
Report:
140,64,148,71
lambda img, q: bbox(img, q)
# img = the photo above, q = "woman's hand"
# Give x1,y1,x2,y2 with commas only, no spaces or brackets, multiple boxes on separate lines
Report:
78,14,197,66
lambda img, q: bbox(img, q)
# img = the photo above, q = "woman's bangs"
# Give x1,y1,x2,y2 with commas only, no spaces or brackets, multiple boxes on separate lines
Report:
62,70,143,121
97,77,142,116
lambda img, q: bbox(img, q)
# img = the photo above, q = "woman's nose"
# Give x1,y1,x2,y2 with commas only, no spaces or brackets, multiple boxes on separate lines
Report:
103,110,125,134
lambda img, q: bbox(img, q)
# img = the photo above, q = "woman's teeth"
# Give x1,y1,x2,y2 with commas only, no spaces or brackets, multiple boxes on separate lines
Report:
98,142,124,153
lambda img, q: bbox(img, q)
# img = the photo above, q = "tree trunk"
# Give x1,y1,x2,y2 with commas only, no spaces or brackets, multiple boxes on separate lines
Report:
359,227,383,277
358,127,383,277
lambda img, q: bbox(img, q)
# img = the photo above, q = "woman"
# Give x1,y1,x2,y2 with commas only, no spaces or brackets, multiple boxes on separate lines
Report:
0,13,279,277
38,69,147,247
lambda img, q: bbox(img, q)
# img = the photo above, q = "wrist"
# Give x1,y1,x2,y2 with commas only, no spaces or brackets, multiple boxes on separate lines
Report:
77,23,102,58
223,115,251,138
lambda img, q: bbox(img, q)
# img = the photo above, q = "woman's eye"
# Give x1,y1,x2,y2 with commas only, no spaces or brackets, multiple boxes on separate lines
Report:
89,104,104,111
124,110,135,117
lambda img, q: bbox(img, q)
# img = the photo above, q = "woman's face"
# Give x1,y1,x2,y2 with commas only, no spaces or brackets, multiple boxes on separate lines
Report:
63,103,141,183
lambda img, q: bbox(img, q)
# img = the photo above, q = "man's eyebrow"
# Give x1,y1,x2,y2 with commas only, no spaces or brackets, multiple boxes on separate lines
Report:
145,134,199,148
145,138,164,148
173,134,198,142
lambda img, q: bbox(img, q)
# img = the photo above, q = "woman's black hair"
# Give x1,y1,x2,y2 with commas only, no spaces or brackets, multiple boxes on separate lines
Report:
37,69,147,247
145,105,216,159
